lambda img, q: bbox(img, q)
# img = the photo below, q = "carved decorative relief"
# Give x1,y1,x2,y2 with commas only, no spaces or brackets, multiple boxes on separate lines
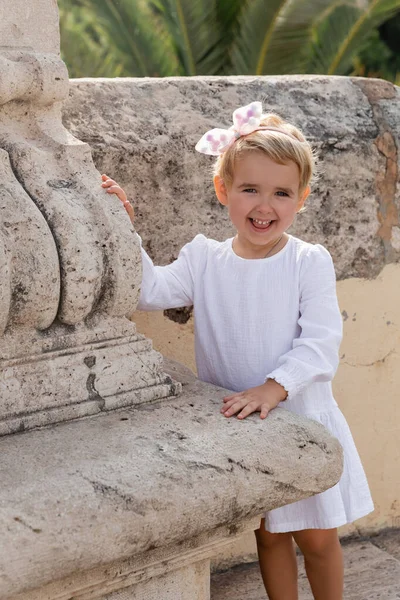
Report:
0,6,180,435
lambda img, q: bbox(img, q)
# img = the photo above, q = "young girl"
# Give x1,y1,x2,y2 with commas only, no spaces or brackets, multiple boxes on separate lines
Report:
101,102,374,600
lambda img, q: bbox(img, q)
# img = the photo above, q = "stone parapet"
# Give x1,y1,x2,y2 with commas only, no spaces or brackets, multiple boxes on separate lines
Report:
63,75,400,281
0,369,343,599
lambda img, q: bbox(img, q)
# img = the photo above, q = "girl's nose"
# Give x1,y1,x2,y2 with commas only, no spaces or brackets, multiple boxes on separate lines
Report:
257,195,273,209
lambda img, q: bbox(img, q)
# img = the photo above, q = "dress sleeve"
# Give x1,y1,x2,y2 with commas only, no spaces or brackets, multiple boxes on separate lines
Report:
137,234,206,311
266,244,343,400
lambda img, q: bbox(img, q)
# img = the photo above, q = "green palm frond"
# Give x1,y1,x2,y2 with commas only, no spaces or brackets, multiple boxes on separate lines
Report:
80,0,180,76
307,0,400,74
59,0,400,80
216,0,250,30
230,0,289,74
59,0,124,78
149,0,221,74
212,0,251,73
230,0,355,75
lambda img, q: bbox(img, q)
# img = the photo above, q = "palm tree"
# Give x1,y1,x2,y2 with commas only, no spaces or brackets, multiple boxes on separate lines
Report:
59,0,400,79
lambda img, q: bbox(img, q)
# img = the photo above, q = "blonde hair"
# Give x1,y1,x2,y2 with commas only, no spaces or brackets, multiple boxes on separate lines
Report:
214,113,315,194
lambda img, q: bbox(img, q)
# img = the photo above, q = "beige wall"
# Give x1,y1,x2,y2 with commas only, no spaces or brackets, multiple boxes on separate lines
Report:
134,262,400,564
335,263,400,532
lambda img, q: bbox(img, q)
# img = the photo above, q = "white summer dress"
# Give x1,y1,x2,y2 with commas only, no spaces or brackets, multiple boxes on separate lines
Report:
138,233,374,532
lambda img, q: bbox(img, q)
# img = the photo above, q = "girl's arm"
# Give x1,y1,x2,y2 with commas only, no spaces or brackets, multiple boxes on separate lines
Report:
101,174,196,310
265,244,343,400
138,243,195,310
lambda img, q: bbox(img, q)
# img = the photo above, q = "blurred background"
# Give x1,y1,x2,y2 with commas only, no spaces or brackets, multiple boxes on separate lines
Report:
59,0,400,82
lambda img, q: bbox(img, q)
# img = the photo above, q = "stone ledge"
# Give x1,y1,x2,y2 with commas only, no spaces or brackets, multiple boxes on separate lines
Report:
0,376,342,598
63,75,400,281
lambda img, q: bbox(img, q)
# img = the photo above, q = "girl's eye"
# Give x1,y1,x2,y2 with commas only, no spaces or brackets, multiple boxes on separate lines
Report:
243,188,257,194
276,190,289,197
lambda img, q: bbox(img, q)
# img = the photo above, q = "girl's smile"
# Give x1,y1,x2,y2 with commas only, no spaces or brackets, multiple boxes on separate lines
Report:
214,151,309,259
249,218,273,230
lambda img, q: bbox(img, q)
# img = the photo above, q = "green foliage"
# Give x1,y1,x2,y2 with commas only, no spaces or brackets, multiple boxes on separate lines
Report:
353,11,400,82
306,0,400,75
230,0,352,75
58,0,400,79
59,0,124,78
149,0,221,74
80,0,180,76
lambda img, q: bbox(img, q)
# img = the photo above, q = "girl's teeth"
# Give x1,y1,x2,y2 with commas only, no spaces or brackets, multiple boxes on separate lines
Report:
253,219,271,225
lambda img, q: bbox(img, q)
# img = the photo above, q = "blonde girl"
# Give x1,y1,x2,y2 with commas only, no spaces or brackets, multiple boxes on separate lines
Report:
102,102,373,600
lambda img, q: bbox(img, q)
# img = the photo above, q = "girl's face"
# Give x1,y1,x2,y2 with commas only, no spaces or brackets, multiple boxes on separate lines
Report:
214,151,309,259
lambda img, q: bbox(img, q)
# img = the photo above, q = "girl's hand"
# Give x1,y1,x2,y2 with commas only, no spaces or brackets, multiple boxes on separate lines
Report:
101,174,135,225
221,379,287,420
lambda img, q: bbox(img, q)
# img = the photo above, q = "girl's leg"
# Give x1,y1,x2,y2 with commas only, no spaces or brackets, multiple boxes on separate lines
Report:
292,528,343,600
255,518,298,600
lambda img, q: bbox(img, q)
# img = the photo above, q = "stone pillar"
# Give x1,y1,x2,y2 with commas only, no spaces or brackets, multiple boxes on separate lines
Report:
0,0,179,435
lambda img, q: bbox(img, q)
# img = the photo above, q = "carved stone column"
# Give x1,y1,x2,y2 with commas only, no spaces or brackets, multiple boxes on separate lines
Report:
0,0,179,435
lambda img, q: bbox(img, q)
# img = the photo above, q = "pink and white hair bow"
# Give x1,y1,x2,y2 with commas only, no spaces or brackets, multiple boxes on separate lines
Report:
195,101,263,156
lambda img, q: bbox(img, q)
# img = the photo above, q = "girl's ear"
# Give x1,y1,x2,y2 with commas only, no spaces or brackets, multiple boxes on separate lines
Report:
213,175,229,206
297,185,310,212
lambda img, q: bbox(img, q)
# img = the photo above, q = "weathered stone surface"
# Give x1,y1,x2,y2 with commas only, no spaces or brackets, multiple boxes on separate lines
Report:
0,376,343,599
0,51,140,324
63,76,400,280
370,529,400,562
0,0,60,55
0,149,59,331
102,561,211,600
0,327,183,436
